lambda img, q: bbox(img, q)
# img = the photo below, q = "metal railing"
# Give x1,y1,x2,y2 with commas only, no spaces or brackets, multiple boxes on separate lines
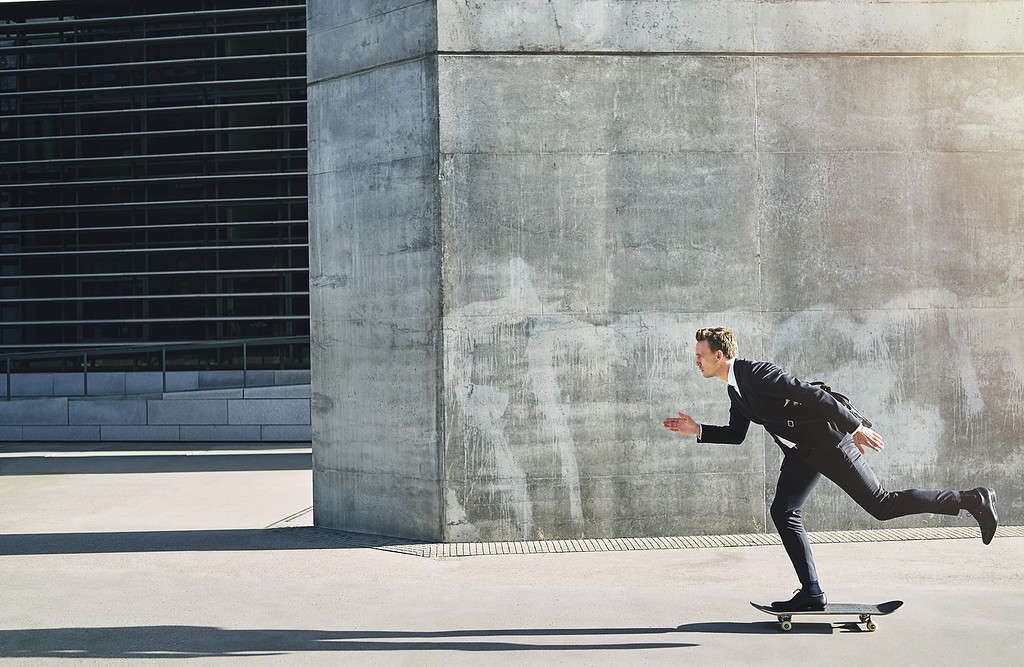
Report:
1,336,309,400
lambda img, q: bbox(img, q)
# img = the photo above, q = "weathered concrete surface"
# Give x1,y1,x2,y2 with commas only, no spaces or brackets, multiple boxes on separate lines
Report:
308,0,1024,541
307,1,443,539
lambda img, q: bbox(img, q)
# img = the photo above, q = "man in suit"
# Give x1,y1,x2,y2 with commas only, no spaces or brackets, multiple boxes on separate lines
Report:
663,327,998,612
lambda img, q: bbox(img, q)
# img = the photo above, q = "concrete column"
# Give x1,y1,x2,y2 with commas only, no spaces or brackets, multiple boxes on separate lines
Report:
307,1,443,540
309,1,1024,541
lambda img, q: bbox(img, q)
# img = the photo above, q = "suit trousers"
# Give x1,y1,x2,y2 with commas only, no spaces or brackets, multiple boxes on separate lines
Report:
770,433,962,586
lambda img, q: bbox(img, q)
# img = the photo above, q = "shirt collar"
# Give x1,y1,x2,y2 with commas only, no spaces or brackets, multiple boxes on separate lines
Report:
727,359,740,394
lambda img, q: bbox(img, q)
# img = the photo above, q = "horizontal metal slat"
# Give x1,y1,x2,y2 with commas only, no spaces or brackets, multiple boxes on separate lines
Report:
0,5,305,32
3,124,306,143
0,52,305,76
0,219,307,234
3,171,307,189
0,100,306,121
0,268,308,281
0,195,306,213
1,315,310,326
0,75,306,98
0,243,309,258
0,335,309,355
0,148,306,167
0,292,309,304
0,28,306,53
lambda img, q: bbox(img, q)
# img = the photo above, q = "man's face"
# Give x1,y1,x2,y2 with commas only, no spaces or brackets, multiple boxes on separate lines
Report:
695,340,724,378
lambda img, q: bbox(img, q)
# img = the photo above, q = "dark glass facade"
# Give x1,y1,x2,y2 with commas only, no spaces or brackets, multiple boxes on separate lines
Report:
0,0,308,369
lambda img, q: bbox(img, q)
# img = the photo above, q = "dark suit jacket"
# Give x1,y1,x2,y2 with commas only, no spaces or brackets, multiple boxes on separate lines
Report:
697,359,862,453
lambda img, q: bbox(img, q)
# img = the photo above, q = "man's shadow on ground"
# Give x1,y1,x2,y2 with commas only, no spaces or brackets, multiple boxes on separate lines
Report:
0,621,878,657
0,626,697,658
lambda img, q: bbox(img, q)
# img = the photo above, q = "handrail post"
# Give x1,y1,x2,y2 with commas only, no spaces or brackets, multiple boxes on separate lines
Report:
82,351,88,396
242,342,247,390
162,348,167,393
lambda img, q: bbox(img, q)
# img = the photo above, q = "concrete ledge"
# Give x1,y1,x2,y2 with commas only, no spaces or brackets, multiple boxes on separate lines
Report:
261,425,313,441
148,399,227,425
21,425,100,440
180,425,262,441
99,425,181,441
69,399,147,425
244,384,311,399
229,399,310,425
163,388,244,400
0,398,68,425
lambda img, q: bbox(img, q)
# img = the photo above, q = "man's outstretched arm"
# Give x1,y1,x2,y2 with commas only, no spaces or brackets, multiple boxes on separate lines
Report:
664,402,750,445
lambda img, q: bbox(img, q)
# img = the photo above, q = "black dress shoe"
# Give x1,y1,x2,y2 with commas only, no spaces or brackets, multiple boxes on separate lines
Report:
963,487,998,545
771,589,827,612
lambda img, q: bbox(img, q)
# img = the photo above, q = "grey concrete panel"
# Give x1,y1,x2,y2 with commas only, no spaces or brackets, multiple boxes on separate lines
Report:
312,316,440,474
754,1,1024,54
436,1,1023,55
765,306,1024,529
245,384,311,399
147,399,227,425
309,159,441,323
11,374,53,397
85,373,126,396
440,152,760,316
438,0,754,54
445,471,765,541
759,151,1024,311
124,372,164,395
179,425,262,441
308,0,436,82
308,58,438,175
274,370,311,385
199,371,243,389
163,389,243,400
0,425,22,440
21,425,100,441
69,399,147,425
757,57,1024,152
261,425,313,441
313,468,441,541
229,399,310,425
52,373,85,396
100,425,181,441
164,372,199,393
243,370,276,387
438,55,754,154
0,398,67,425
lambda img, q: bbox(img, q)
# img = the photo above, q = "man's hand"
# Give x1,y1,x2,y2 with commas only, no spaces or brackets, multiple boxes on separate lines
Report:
853,426,886,454
663,411,699,436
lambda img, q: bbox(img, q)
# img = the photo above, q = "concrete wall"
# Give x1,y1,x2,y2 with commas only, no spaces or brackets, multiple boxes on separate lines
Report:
309,0,1024,541
307,1,443,540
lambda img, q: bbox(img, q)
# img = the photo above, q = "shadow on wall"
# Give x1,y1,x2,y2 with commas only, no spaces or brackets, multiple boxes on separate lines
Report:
0,626,697,658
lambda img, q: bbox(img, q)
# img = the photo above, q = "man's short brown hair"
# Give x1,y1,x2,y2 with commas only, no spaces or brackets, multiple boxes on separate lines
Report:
696,327,738,359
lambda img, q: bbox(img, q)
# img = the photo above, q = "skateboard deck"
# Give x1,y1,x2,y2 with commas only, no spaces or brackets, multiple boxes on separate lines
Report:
750,600,903,632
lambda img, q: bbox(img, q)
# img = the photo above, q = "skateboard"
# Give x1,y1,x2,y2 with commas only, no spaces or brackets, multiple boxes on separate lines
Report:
750,600,903,632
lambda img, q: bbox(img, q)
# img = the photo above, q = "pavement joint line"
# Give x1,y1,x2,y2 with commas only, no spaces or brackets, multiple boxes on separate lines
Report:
352,525,1024,559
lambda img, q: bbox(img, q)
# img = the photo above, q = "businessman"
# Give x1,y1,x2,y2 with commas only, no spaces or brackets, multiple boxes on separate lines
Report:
663,327,998,612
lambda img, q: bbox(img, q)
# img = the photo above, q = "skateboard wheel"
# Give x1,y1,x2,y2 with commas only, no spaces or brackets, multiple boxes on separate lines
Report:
780,620,793,632
866,620,877,632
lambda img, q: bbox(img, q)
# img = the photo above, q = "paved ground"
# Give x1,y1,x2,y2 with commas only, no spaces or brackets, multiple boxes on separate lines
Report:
1,441,1022,665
